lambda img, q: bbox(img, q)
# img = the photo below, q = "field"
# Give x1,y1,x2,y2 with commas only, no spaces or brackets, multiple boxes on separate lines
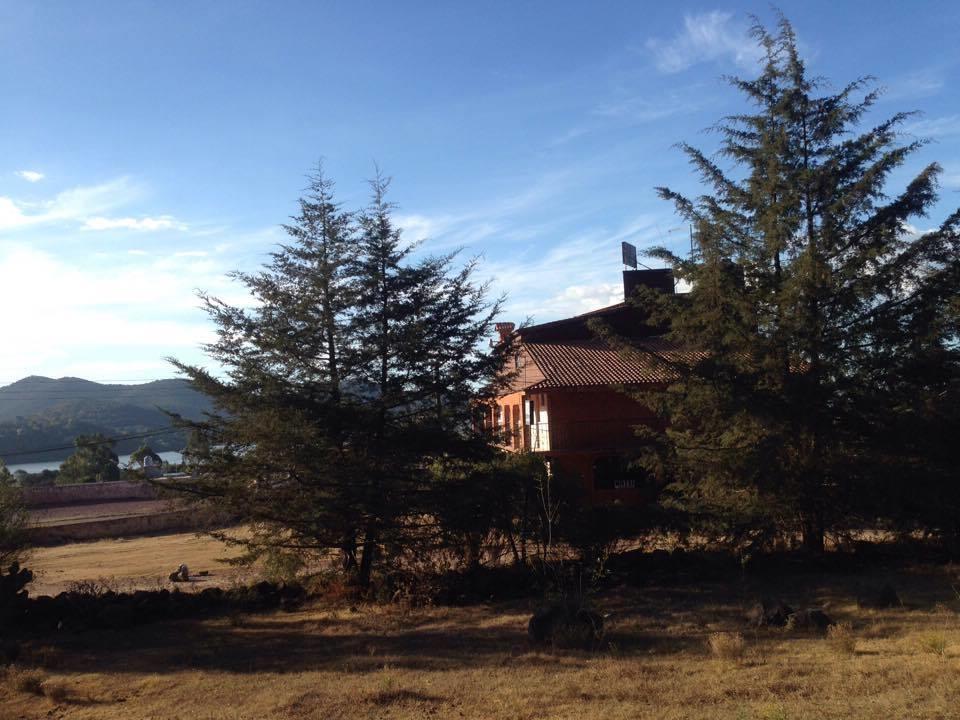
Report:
23,529,255,596
4,534,960,719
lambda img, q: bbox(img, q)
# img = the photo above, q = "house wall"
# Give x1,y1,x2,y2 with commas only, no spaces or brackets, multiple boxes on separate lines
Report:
542,388,659,505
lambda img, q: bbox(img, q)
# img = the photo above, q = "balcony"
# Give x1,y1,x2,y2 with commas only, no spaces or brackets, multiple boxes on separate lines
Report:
522,423,551,452
521,418,652,453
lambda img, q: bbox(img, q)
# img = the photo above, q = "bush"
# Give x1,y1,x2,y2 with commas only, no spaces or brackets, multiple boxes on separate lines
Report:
708,631,746,661
5,666,46,695
41,679,69,702
826,622,856,655
920,633,948,658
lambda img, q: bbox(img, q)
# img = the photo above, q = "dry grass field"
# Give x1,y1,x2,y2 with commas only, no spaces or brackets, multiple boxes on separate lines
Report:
23,529,255,596
4,538,960,719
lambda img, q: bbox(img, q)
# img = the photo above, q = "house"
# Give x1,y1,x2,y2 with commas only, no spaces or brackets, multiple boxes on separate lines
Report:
485,269,693,504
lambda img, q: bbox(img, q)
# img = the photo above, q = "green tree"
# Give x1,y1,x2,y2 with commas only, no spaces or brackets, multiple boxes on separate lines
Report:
169,166,508,587
607,16,959,553
57,434,120,484
129,443,162,469
0,460,26,566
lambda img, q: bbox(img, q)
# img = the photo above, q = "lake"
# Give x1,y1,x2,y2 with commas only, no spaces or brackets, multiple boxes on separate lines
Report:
7,451,184,475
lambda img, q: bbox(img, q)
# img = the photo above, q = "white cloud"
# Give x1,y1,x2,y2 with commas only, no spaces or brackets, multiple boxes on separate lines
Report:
83,215,187,232
0,243,254,382
486,214,667,323
15,170,44,183
646,11,763,74
0,177,140,231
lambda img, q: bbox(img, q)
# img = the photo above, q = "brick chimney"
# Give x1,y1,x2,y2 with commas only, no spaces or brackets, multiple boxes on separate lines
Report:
495,322,516,342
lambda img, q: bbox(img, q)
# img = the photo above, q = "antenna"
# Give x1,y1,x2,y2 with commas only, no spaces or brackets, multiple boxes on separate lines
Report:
621,241,637,269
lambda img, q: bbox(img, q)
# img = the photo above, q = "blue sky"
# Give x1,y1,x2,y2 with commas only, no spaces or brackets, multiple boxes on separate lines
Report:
1,1,958,384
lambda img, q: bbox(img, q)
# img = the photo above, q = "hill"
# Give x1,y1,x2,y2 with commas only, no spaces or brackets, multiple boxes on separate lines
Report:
0,377,212,464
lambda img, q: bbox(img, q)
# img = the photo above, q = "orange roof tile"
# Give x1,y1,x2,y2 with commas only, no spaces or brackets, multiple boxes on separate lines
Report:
524,336,706,389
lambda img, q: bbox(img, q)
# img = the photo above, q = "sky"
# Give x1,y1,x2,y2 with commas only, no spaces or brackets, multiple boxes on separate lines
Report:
1,1,958,385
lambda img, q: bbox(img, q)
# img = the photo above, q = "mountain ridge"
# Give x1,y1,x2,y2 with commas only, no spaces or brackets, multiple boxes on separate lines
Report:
0,376,212,465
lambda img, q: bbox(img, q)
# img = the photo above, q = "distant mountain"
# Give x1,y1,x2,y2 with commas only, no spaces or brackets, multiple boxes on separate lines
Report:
0,377,213,465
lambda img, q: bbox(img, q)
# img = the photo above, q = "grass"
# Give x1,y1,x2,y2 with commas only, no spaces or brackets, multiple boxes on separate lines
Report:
826,621,856,656
920,633,948,658
5,535,960,718
24,528,253,596
708,631,746,661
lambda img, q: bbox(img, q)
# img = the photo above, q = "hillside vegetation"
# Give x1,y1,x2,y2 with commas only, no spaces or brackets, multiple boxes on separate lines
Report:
0,377,211,462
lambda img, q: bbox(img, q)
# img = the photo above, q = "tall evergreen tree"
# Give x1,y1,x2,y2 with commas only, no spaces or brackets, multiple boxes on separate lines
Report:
609,17,959,552
170,167,507,586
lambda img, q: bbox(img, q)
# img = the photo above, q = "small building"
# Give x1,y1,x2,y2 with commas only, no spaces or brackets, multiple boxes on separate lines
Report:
486,269,693,504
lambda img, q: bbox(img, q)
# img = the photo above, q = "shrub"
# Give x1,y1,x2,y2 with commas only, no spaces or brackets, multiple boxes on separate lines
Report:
707,631,745,661
5,666,46,695
920,633,948,658
41,679,69,702
826,622,856,655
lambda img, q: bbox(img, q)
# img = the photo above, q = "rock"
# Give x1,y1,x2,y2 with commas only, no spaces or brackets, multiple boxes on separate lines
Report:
857,583,900,609
745,599,794,628
787,607,832,632
168,571,182,583
528,604,605,649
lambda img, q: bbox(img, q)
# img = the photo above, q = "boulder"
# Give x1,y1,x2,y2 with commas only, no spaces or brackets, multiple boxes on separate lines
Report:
787,607,832,632
857,583,900,609
745,599,794,628
528,604,605,649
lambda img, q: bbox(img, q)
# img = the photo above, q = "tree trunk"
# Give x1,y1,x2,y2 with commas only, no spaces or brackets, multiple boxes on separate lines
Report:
357,529,377,588
801,515,825,555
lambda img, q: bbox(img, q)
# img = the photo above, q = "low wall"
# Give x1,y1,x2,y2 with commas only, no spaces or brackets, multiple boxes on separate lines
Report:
22,480,156,508
25,509,218,545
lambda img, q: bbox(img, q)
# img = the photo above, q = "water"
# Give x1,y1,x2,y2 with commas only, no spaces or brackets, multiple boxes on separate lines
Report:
6,450,184,475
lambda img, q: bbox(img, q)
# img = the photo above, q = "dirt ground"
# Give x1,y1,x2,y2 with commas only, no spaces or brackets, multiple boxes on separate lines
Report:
4,543,960,719
23,529,255,596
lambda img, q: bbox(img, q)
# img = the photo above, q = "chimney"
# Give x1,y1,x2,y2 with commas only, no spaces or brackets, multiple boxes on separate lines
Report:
495,322,516,342
622,269,675,300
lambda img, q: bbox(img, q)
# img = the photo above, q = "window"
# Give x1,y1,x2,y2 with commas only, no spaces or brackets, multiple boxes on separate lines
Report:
524,398,536,425
593,456,648,490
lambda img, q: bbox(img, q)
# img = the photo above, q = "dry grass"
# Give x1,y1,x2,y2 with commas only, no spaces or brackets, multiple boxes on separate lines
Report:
708,631,746,661
5,536,960,719
920,633,948,658
2,581,959,719
24,528,253,596
826,621,856,656
3,667,46,696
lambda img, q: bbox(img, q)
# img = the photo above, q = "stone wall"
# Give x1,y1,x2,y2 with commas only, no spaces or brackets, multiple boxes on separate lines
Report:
25,509,217,545
22,480,156,508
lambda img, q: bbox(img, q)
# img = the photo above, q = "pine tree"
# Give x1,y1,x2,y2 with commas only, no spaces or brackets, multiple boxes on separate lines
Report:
57,434,120,484
169,166,506,586
612,16,960,553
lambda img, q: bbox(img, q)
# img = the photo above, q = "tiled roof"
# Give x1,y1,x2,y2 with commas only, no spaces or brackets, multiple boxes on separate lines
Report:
524,336,706,389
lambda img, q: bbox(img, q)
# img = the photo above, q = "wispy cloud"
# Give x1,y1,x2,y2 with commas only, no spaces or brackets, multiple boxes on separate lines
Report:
83,215,188,232
905,114,960,138
15,170,44,183
0,177,140,231
485,214,667,322
882,68,945,102
646,11,762,74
